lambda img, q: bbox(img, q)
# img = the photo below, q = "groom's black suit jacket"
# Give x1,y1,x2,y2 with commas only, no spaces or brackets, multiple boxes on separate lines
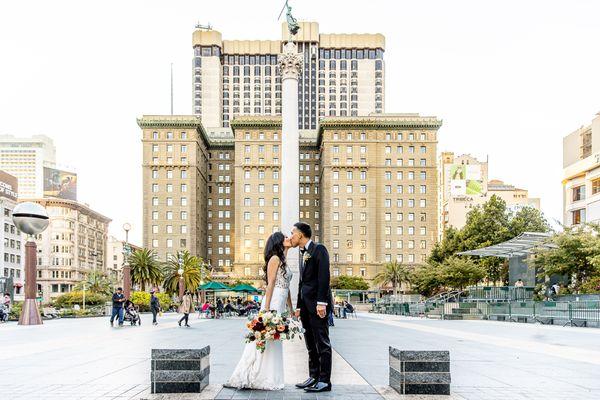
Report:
297,241,333,315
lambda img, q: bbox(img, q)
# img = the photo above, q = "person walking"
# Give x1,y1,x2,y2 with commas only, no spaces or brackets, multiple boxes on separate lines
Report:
178,290,194,327
150,290,161,325
110,287,126,327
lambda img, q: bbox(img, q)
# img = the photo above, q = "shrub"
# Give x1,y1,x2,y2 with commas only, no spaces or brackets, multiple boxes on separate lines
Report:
131,291,173,312
331,275,369,290
52,291,108,308
9,301,22,320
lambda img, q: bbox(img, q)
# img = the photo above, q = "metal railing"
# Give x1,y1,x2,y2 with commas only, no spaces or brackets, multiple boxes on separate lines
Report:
465,286,535,302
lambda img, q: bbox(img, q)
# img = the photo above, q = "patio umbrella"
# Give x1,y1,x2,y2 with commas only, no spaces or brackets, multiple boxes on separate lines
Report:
231,284,260,293
198,281,230,291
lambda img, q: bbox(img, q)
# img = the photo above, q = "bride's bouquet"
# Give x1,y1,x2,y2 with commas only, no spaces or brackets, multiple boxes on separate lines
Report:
245,310,303,352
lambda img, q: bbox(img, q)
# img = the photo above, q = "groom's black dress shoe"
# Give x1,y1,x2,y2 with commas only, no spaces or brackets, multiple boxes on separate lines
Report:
295,377,317,389
304,381,332,392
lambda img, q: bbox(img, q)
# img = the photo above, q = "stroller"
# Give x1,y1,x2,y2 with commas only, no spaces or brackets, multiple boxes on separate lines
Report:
123,301,141,326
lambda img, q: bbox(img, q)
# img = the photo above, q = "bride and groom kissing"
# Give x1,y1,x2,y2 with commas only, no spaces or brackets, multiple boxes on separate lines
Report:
226,222,333,392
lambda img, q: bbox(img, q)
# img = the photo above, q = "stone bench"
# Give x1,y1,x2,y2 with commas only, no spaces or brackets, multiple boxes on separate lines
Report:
151,347,210,394
389,347,450,395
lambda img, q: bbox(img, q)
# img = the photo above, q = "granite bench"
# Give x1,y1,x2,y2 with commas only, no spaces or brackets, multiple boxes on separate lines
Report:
151,347,210,393
389,347,450,395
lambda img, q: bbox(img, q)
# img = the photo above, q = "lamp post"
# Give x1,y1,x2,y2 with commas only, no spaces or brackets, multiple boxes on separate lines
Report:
12,202,49,325
122,223,132,299
177,252,184,300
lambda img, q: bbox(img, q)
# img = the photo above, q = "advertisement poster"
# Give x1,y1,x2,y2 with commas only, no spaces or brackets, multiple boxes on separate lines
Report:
43,167,77,201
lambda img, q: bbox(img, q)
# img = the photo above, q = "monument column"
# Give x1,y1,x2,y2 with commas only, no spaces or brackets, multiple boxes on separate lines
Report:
278,42,302,305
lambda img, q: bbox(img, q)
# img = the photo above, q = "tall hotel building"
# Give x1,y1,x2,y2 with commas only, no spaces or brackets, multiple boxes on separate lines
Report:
192,22,385,129
0,135,56,198
139,114,441,285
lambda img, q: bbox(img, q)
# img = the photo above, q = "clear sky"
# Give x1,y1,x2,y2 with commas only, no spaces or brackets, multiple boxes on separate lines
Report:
1,0,599,244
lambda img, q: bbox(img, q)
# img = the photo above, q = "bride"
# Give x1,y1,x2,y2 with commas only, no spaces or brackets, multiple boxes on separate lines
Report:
225,232,294,390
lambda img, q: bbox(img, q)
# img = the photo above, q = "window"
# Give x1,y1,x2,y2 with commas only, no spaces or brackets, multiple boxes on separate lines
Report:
572,185,585,202
572,209,585,225
593,178,600,195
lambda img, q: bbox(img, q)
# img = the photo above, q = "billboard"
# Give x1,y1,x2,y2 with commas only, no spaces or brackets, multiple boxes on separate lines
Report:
43,167,77,201
448,164,484,196
0,170,18,201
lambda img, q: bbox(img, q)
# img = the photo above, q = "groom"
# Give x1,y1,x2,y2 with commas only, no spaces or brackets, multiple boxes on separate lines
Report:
290,222,333,392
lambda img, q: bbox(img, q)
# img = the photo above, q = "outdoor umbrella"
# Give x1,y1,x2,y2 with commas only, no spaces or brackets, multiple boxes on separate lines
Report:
198,281,231,291
231,284,260,293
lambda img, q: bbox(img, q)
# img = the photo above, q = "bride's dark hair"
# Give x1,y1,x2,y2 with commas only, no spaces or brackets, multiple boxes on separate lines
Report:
263,232,287,284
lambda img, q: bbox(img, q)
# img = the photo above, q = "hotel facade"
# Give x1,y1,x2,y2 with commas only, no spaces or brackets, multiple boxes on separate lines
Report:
139,114,441,287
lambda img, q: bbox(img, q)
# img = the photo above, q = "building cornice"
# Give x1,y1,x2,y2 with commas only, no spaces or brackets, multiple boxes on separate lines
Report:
230,116,282,129
137,115,210,148
27,198,112,224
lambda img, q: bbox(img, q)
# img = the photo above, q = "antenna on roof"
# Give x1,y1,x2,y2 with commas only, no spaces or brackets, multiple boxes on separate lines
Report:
195,22,212,30
170,63,173,115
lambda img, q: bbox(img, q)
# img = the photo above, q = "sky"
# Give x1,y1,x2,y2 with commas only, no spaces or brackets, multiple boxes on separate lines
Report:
0,0,599,244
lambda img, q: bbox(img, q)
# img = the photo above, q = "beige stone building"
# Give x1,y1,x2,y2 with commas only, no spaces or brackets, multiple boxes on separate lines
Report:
32,198,111,303
106,236,141,283
562,112,600,226
192,22,385,129
439,152,540,235
139,113,441,287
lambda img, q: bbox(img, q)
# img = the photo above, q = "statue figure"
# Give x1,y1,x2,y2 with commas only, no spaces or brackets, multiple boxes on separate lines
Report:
279,0,300,37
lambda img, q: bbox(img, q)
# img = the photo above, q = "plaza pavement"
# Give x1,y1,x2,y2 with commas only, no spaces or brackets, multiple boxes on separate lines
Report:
0,312,599,399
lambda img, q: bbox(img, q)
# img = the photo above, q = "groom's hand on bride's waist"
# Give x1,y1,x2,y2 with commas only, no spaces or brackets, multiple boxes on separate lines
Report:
294,308,301,319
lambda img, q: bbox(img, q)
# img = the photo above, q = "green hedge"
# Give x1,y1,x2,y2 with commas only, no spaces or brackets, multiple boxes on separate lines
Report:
52,291,109,308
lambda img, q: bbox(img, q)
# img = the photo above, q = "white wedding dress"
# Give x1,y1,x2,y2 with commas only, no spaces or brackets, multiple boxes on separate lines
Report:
225,264,292,390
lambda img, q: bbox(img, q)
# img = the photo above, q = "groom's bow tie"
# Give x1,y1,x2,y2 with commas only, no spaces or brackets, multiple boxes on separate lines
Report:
300,248,306,254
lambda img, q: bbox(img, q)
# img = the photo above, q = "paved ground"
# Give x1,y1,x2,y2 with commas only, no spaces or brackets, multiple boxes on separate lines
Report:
1,312,600,399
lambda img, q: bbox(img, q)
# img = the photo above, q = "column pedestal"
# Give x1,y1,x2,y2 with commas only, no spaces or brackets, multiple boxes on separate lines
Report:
18,240,42,325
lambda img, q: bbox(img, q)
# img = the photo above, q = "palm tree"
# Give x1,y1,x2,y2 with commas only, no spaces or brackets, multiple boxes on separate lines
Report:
162,250,209,295
128,249,163,292
74,270,116,296
374,261,411,296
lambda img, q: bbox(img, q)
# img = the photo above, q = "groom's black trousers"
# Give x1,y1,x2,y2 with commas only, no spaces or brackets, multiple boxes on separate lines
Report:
300,303,332,383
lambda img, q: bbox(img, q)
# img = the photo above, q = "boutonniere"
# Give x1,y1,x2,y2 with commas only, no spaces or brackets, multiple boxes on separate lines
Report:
303,252,311,263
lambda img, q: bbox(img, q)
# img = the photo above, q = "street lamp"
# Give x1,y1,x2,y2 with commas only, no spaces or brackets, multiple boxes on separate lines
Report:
177,252,184,300
122,223,132,299
12,202,49,325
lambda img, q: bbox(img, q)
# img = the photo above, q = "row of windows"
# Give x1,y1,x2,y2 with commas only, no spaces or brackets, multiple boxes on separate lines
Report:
329,132,429,141
331,145,427,154
3,267,20,278
151,197,187,206
151,131,188,140
151,225,187,234
331,184,428,194
151,156,188,165
151,170,188,179
152,239,187,248
330,158,427,167
152,144,187,153
3,253,21,264
151,211,188,220
151,184,187,193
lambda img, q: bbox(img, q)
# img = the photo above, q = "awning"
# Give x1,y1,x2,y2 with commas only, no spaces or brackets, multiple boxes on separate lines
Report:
198,281,231,291
457,232,556,258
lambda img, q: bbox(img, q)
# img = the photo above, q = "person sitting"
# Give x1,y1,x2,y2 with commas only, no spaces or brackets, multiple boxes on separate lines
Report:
514,279,524,287
200,301,212,318
344,301,355,318
224,300,236,315
216,298,224,318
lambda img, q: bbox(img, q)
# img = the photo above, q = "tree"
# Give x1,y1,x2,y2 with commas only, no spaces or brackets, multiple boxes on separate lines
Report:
410,265,444,297
53,291,108,308
73,270,115,296
533,225,600,292
162,250,208,295
509,206,550,237
128,249,163,292
439,256,486,291
330,275,369,290
433,196,551,284
428,226,462,265
373,262,411,296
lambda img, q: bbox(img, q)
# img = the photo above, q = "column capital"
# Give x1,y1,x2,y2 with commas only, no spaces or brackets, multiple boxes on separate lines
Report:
278,41,303,80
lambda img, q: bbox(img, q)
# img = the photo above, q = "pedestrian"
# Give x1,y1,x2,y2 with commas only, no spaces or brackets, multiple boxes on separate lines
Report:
178,290,194,327
150,290,161,325
515,279,524,287
110,287,126,327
